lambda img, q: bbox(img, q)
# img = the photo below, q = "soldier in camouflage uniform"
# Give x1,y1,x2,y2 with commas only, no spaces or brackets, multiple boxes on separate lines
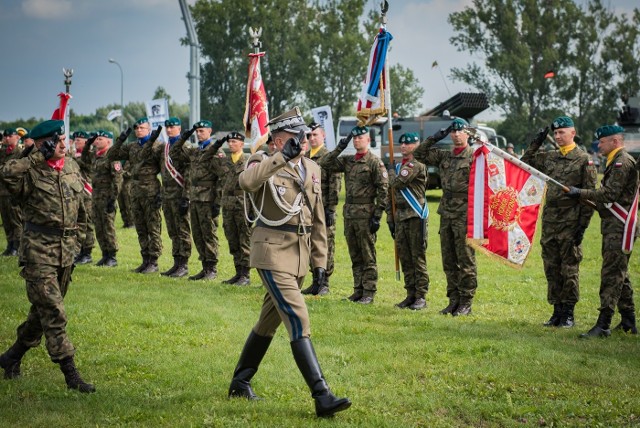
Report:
413,117,477,316
320,126,389,304
83,130,125,267
70,131,96,265
109,117,163,274
118,159,134,228
0,128,23,256
521,116,597,328
567,125,639,338
218,131,251,286
386,132,430,310
170,120,225,281
0,120,95,393
159,117,192,278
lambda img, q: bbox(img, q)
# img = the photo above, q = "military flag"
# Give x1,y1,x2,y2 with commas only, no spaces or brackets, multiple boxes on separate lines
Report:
356,25,393,126
244,52,269,153
51,92,71,121
467,142,546,268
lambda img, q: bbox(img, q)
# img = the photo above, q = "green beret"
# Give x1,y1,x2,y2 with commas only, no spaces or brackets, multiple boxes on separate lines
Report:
134,117,149,126
351,126,369,136
73,130,89,139
399,132,420,144
21,132,31,140
451,118,469,130
226,131,245,141
194,120,212,129
595,124,625,139
3,128,18,137
165,117,181,127
551,116,574,130
96,130,114,139
30,120,65,140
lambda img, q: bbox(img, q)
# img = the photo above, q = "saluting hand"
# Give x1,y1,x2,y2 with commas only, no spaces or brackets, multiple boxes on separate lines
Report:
181,125,197,142
281,129,305,161
430,125,452,143
116,127,132,144
530,126,550,149
212,135,228,152
335,133,352,153
87,134,99,146
39,133,58,160
149,125,163,143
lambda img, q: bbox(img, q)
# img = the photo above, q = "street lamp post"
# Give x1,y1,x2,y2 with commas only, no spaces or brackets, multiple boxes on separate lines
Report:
108,58,124,131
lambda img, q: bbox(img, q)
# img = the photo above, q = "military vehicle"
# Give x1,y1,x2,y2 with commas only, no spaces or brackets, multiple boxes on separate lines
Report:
618,95,640,160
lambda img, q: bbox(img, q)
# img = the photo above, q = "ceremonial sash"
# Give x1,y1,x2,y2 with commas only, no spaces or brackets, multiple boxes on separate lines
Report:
395,164,428,219
83,180,93,196
605,188,639,254
164,142,185,187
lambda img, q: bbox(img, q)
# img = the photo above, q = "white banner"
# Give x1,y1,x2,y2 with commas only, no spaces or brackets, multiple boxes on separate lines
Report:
311,105,336,150
107,109,122,121
145,98,169,142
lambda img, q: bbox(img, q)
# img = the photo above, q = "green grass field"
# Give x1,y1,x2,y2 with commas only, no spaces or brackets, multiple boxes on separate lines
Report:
0,188,639,427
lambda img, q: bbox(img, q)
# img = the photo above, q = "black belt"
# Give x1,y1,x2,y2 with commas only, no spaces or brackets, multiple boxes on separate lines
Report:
24,222,77,238
256,220,313,235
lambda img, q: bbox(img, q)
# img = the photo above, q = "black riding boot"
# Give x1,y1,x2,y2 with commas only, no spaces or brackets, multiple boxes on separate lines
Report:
290,338,351,418
228,331,273,399
580,308,614,338
0,342,29,379
543,304,562,327
59,356,95,393
557,303,575,328
613,310,638,334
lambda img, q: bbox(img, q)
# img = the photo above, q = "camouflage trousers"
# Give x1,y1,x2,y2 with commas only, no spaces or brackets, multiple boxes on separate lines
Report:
131,194,163,259
190,201,219,264
93,193,119,254
163,197,192,259
0,194,22,243
118,177,134,226
344,218,378,297
222,207,251,269
440,216,477,302
76,192,95,253
540,225,582,305
15,264,75,362
397,217,430,299
326,221,337,278
599,233,636,313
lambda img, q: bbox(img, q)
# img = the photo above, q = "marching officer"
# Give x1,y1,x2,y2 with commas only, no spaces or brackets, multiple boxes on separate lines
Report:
387,132,430,310
413,118,478,316
320,125,388,304
0,128,23,256
0,119,95,393
228,107,351,418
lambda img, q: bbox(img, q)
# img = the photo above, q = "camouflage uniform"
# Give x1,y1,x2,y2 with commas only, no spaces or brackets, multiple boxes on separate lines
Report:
413,142,477,312
118,159,134,227
386,158,430,307
0,144,23,255
71,150,95,261
109,135,163,268
521,143,597,324
320,150,388,301
219,152,252,284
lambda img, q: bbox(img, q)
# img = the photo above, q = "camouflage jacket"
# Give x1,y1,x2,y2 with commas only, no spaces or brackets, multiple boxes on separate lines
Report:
414,142,473,219
108,139,162,196
386,157,428,223
219,152,249,211
579,148,639,235
320,149,388,220
1,151,82,266
521,145,597,228
82,145,123,199
169,139,225,203
160,139,190,200
306,145,341,211
0,144,22,197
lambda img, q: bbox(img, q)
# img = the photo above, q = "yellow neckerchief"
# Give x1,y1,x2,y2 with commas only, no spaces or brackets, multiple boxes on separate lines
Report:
310,144,324,158
606,147,623,167
558,142,576,156
231,152,243,164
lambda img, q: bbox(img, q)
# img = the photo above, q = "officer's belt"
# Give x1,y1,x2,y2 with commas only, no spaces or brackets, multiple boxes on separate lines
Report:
24,222,77,238
192,180,214,186
546,199,579,208
256,220,313,235
443,191,467,200
345,197,374,204
132,174,158,181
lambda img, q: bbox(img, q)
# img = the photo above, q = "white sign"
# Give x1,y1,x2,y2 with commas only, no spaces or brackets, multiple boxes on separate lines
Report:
107,109,122,121
145,98,169,142
311,105,335,150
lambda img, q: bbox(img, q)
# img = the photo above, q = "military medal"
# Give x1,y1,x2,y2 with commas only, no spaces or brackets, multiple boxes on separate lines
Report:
278,186,286,195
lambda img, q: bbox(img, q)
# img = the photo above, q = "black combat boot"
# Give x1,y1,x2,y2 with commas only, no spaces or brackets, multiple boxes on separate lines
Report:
233,267,251,286
452,300,472,316
223,266,241,284
75,249,93,265
132,257,148,273
95,252,108,267
188,262,206,281
8,241,18,257
290,338,351,418
103,252,118,267
169,257,189,278
395,295,415,309
228,331,273,400
543,304,562,327
161,258,179,276
439,298,459,315
409,297,427,311
580,308,614,338
347,290,363,302
0,342,29,379
201,261,217,280
557,303,575,328
140,257,159,274
613,310,638,334
58,356,95,393
1,241,15,257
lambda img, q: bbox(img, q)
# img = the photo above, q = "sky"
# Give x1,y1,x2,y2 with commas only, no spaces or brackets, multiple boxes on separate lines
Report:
0,0,637,125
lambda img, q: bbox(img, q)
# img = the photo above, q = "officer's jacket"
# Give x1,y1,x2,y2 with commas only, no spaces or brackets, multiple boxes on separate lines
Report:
108,139,162,196
159,140,190,200
240,151,327,277
386,158,428,222
219,152,249,211
169,139,225,204
306,145,341,212
580,148,639,235
521,145,596,227
81,145,122,199
319,149,388,220
0,145,22,197
1,151,82,266
414,143,473,219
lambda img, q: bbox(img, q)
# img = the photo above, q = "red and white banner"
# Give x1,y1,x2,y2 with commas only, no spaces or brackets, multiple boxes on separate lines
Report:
244,52,269,154
51,92,71,121
606,188,639,254
467,144,546,268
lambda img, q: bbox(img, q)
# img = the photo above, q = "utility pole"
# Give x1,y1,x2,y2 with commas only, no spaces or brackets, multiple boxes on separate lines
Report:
179,0,200,127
